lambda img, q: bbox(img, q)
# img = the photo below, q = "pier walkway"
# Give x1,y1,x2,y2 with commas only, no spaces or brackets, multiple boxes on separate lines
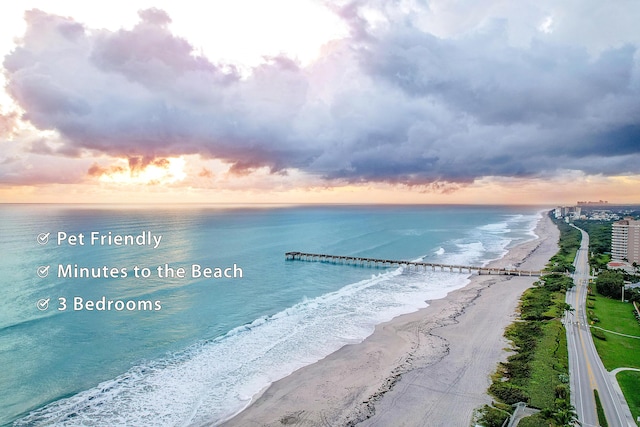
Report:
285,252,543,276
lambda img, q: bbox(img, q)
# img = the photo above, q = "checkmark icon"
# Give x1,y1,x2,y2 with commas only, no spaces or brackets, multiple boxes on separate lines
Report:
36,298,50,311
37,232,51,245
37,265,50,278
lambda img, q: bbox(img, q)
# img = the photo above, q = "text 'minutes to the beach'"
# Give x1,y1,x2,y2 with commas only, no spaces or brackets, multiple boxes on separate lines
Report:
34,230,244,313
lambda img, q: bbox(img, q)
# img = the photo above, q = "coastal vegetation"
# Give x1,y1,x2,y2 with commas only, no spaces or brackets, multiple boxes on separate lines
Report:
478,213,578,427
546,221,580,273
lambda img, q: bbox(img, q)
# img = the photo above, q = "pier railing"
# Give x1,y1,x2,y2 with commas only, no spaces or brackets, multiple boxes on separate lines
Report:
285,252,543,277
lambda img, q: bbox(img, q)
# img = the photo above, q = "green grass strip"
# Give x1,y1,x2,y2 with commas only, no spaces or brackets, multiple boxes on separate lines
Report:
594,389,609,427
616,370,640,423
590,293,640,370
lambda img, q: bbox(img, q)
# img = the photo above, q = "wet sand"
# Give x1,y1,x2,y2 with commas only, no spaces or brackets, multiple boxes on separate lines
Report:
222,214,559,427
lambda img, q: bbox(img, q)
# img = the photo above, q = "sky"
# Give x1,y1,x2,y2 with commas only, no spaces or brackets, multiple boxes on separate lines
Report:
1,0,639,205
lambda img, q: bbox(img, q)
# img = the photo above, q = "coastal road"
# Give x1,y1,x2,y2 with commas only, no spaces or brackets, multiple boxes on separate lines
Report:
564,225,635,427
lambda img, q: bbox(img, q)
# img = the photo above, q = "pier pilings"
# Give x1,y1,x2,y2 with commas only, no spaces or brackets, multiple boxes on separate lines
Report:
285,252,541,277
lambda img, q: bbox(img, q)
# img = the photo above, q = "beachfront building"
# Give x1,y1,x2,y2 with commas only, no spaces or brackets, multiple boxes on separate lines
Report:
555,206,582,220
611,219,640,264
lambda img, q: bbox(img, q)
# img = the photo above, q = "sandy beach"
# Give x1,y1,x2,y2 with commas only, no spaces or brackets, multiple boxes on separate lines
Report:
222,213,559,427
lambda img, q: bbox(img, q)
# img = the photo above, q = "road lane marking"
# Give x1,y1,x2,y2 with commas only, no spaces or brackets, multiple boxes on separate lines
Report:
575,259,599,424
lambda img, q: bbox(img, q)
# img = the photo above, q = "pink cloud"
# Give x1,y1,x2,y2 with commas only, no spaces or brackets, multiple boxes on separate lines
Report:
0,112,18,137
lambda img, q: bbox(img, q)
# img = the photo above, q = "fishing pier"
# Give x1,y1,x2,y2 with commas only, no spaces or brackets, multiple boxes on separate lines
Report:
285,251,543,276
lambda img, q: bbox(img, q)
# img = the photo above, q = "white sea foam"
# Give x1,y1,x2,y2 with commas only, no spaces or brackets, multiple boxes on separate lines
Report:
17,266,470,426
16,214,541,427
478,221,510,233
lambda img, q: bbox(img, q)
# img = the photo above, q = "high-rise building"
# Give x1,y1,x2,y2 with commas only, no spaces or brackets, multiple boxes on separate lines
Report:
611,219,640,264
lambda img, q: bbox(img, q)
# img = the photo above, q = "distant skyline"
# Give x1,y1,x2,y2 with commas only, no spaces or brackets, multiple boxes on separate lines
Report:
1,0,639,204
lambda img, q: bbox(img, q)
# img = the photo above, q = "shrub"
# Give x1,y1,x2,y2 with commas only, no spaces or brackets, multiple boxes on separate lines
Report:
555,384,568,399
489,382,529,404
592,328,606,341
477,405,510,427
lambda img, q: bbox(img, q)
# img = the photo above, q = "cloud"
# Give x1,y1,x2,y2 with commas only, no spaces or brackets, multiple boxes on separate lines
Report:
198,167,213,178
87,162,126,177
0,111,17,137
3,4,640,187
0,142,92,186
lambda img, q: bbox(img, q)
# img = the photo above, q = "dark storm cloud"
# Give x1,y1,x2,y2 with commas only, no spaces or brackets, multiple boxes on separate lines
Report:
3,4,640,185
361,23,636,126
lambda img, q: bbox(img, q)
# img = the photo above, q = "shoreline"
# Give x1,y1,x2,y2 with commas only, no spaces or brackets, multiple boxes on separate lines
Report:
221,213,559,427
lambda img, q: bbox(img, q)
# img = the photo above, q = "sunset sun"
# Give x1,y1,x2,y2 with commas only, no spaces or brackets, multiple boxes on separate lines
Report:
94,157,187,185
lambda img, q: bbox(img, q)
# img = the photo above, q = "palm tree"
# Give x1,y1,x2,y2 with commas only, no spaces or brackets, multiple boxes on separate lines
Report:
552,400,580,426
562,303,575,321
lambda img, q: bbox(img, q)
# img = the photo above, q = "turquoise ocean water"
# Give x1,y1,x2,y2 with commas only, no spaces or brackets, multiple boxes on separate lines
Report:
0,204,543,426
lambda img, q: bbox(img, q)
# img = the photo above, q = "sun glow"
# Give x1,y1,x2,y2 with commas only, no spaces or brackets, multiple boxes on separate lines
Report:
171,0,348,67
97,157,186,185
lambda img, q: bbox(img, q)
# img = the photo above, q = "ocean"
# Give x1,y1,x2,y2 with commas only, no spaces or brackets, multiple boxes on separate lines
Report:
0,204,542,426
